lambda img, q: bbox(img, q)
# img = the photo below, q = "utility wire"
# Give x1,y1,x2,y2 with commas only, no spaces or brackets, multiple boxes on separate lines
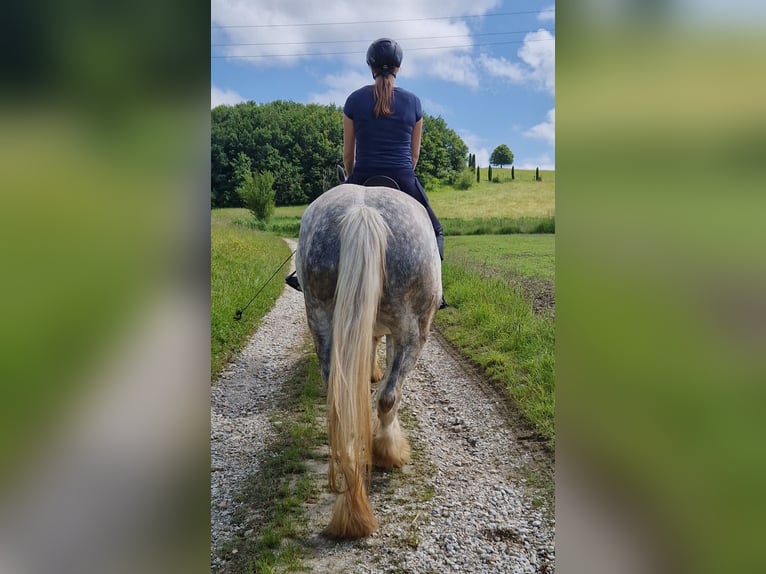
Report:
211,37,554,60
211,9,554,29
212,29,553,48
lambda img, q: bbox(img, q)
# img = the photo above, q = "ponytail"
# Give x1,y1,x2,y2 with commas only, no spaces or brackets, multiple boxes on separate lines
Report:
372,71,397,117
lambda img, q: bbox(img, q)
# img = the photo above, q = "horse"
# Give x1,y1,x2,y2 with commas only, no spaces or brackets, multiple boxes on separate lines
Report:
295,183,442,539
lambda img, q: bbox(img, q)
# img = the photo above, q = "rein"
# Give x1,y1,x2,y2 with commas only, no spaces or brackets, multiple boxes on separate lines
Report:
233,249,295,321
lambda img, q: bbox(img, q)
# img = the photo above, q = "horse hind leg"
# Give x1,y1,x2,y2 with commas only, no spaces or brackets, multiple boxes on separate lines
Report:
373,332,424,469
372,384,411,469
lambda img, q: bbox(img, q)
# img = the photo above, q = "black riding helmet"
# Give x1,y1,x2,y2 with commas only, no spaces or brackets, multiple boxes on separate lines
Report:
366,38,403,75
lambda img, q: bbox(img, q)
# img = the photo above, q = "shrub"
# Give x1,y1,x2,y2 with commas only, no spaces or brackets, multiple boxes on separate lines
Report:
237,171,276,222
455,168,475,190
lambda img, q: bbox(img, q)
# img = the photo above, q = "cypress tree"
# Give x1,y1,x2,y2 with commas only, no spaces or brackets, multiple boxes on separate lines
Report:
476,166,480,182
488,164,493,182
511,165,515,180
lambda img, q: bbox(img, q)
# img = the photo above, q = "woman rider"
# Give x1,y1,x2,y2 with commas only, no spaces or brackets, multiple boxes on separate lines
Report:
287,37,447,309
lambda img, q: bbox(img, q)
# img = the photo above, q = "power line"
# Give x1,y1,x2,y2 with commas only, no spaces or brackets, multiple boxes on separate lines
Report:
211,29,553,48
211,9,554,29
210,37,555,60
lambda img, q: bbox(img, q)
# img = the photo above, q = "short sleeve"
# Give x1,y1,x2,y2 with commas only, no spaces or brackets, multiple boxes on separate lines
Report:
414,95,422,122
343,95,354,119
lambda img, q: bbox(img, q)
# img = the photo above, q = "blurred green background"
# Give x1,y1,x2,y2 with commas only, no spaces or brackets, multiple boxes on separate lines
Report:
557,4,766,573
1,1,210,573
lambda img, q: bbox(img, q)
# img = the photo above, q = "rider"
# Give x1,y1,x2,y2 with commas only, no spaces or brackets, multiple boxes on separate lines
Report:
287,37,447,310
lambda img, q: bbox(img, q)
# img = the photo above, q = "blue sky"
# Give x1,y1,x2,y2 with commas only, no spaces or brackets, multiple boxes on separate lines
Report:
211,1,555,170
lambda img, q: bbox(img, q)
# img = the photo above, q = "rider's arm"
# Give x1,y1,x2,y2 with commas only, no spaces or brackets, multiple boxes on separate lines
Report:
411,118,423,170
343,114,355,176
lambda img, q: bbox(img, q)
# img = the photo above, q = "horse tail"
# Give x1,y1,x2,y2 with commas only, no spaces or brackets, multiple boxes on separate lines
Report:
326,204,389,538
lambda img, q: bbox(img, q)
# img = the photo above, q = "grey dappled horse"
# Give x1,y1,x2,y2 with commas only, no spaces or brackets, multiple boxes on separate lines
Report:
295,184,442,538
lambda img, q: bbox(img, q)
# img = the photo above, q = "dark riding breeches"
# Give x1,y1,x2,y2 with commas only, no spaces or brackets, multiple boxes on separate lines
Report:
346,168,443,239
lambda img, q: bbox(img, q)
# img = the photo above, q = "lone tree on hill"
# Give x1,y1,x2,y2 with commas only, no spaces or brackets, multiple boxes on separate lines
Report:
490,144,514,168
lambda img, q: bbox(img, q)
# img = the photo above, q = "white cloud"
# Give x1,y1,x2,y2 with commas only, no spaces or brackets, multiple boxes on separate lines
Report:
309,70,370,106
457,130,489,167
524,108,555,147
515,153,555,171
211,85,246,108
409,50,479,88
478,29,555,94
477,53,525,83
421,97,449,117
538,5,555,22
518,30,555,93
211,0,497,85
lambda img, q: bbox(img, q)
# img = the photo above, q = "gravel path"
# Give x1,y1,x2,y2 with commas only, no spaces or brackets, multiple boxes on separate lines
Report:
211,239,555,573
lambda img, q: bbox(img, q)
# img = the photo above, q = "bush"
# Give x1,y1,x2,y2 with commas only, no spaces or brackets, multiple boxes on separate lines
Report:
237,171,276,222
454,168,475,190
419,173,439,192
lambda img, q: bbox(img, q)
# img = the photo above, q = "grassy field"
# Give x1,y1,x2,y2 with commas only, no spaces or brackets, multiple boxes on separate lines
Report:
211,209,292,378
253,168,555,239
437,235,555,442
429,168,555,218
213,174,556,443
443,234,555,282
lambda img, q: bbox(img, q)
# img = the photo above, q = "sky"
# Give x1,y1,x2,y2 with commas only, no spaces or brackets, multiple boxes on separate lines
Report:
211,1,555,170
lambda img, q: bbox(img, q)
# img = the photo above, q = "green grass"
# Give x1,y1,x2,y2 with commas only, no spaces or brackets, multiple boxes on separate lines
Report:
436,235,555,445
211,209,292,378
440,216,554,236
444,235,555,282
429,169,555,219
264,171,555,239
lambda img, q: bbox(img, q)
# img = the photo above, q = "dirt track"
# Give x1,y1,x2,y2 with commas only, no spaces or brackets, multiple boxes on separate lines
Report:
211,240,555,573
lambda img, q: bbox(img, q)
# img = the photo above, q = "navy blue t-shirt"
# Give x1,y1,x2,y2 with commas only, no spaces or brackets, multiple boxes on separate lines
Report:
343,85,423,171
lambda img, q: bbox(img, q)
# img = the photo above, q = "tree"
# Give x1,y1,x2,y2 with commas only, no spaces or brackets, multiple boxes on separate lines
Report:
416,115,469,188
488,164,493,182
212,102,470,206
476,165,480,183
237,170,276,222
489,144,514,168
511,165,515,180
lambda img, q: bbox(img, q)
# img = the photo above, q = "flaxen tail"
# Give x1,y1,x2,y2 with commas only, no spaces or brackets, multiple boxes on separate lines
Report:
325,204,389,538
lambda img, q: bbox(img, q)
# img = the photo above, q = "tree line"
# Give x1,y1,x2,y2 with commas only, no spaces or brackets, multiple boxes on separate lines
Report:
211,100,470,207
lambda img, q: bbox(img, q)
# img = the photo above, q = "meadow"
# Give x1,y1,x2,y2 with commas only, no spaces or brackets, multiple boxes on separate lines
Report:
211,171,556,444
211,209,292,377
